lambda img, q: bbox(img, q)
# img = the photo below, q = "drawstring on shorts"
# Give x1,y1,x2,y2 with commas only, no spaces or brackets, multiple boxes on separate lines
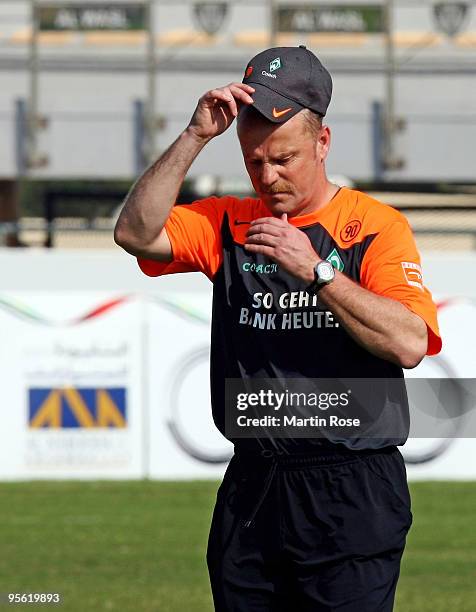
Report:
236,445,396,529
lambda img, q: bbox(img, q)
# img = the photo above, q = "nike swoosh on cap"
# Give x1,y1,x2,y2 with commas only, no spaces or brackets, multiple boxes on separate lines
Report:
272,107,293,118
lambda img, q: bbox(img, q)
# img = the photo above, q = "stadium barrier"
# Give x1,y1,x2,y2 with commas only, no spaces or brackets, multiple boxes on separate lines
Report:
0,249,475,481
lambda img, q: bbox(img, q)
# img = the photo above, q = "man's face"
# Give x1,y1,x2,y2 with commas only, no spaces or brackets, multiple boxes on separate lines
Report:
237,111,326,217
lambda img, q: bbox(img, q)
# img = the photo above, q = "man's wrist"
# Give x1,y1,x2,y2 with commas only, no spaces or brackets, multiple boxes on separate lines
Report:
303,256,321,285
183,126,212,148
308,259,338,293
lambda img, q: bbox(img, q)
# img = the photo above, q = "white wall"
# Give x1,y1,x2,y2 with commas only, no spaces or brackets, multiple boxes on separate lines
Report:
0,249,475,480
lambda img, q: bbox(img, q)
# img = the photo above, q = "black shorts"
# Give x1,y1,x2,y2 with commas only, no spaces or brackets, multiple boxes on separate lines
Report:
207,445,413,612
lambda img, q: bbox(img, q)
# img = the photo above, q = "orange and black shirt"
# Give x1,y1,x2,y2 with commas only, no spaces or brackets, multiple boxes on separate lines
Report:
138,187,442,450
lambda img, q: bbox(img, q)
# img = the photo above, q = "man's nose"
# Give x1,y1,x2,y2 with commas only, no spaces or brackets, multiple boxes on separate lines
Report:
260,162,278,187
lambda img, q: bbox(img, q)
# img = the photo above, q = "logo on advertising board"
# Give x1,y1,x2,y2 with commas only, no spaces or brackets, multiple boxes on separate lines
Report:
38,4,147,32
192,2,229,36
433,3,469,37
29,387,127,428
277,6,384,34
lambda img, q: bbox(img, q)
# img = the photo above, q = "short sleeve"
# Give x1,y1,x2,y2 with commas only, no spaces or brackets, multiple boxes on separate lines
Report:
360,220,442,356
137,196,227,281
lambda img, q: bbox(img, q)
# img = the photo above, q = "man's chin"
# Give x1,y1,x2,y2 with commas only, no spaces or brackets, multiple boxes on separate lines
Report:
262,193,294,215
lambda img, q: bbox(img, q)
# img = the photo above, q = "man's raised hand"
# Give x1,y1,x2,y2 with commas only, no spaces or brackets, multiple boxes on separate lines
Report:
187,83,255,143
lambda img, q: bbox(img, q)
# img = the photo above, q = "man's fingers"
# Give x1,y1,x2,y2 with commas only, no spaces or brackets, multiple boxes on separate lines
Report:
245,233,280,248
232,82,255,93
204,83,254,101
218,85,254,115
246,223,282,238
204,89,237,116
228,83,255,94
244,243,275,258
204,83,254,117
222,87,238,116
205,88,228,100
251,216,289,228
229,85,254,105
209,87,237,116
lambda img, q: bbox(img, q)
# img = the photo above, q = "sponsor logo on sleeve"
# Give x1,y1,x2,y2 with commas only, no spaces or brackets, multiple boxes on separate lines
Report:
401,261,424,290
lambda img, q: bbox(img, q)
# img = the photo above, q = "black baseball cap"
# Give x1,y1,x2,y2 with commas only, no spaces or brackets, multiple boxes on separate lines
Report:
242,45,332,123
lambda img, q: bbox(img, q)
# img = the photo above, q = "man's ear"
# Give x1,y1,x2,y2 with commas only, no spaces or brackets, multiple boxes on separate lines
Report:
317,125,331,162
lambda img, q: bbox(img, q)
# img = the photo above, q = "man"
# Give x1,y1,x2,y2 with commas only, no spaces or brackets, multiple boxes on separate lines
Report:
115,46,441,611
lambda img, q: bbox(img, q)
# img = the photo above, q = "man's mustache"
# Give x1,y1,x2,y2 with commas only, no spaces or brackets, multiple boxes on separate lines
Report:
262,184,294,194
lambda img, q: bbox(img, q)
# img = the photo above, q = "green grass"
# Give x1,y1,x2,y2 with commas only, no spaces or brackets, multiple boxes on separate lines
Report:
0,481,475,611
396,482,476,612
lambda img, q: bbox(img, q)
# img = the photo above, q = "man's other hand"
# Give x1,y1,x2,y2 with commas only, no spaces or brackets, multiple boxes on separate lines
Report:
245,213,320,283
187,83,255,143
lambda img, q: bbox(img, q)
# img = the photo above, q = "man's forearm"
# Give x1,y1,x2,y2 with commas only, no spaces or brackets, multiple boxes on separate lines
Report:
318,272,428,369
243,215,428,368
114,128,207,249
